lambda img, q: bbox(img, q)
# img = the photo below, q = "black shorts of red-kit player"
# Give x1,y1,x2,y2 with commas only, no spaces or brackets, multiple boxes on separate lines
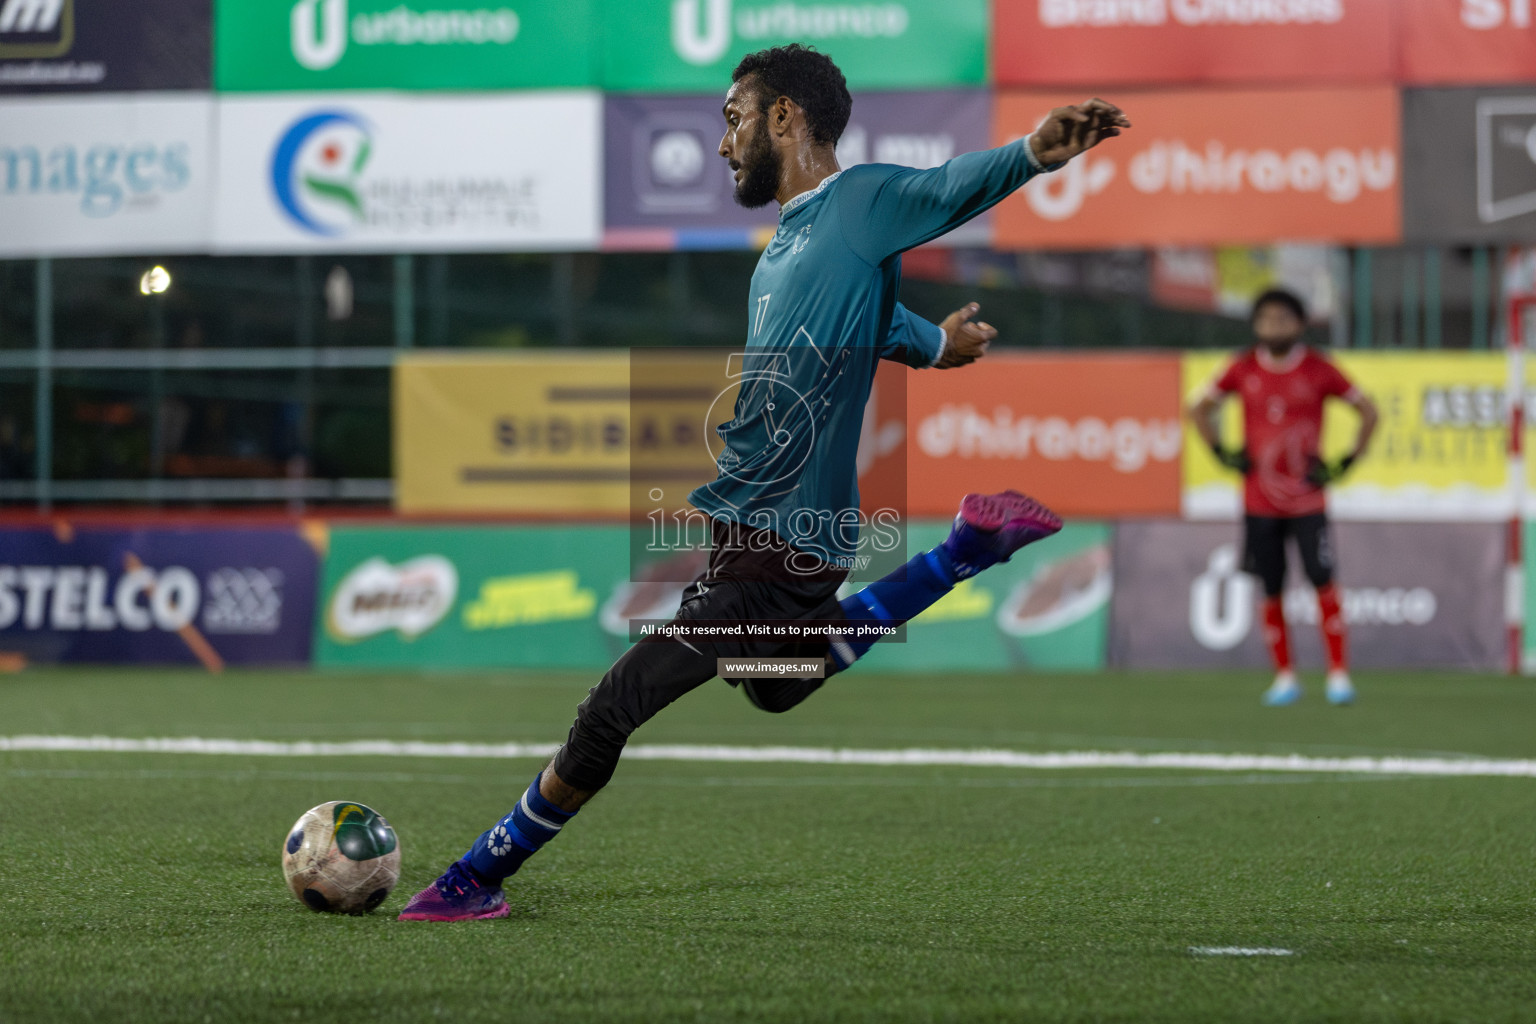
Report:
551,518,848,792
1242,512,1335,598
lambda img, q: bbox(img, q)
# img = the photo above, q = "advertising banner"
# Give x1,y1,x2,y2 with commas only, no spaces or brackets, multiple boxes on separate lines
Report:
906,353,1184,518
603,89,991,248
212,93,601,254
1183,351,1510,520
1399,0,1536,85
1109,520,1504,670
0,94,214,257
600,0,988,92
994,0,1392,87
993,88,1401,249
1402,87,1536,244
215,0,596,91
0,0,210,93
0,526,318,665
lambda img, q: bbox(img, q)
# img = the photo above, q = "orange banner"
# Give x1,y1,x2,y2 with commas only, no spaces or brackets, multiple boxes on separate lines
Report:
994,0,1393,87
904,353,1183,518
993,88,1401,249
1399,0,1536,84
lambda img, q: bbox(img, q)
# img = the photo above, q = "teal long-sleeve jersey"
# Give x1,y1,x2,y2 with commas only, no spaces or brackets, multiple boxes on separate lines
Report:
688,137,1051,567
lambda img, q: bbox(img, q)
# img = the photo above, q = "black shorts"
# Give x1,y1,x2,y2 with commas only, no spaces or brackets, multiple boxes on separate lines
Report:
1242,512,1335,598
551,518,848,791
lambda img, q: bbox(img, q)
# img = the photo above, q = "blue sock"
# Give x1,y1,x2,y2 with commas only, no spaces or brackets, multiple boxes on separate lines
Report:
464,772,576,883
829,546,959,671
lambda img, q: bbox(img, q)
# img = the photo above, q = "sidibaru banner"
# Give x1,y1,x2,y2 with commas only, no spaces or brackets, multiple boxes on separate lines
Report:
603,89,991,247
905,353,1183,518
0,94,214,257
1399,0,1536,85
0,0,210,93
995,0,1392,87
212,93,601,254
215,0,597,91
992,88,1401,248
1109,520,1504,671
601,0,987,92
0,527,318,665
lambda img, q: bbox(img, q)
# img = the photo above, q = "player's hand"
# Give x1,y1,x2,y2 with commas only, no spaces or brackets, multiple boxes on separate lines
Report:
935,302,996,369
1306,453,1357,486
1213,445,1252,475
1029,99,1130,167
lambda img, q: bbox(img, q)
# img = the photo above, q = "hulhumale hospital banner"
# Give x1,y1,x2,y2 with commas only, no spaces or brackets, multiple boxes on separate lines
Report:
601,0,988,92
603,89,992,248
215,0,598,91
0,0,210,93
212,92,601,253
0,527,319,666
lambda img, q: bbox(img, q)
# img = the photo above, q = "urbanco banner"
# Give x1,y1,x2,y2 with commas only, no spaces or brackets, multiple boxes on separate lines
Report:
993,88,1401,248
0,526,319,665
1182,350,1512,521
995,0,1392,87
0,0,210,93
600,0,987,92
212,93,601,253
1402,87,1536,244
0,94,214,257
602,89,991,246
215,0,596,90
1399,0,1536,85
1109,520,1504,671
905,353,1183,518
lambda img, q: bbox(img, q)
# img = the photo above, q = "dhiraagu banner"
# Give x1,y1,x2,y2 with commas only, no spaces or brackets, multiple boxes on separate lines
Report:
600,0,988,92
215,0,597,90
1182,350,1511,521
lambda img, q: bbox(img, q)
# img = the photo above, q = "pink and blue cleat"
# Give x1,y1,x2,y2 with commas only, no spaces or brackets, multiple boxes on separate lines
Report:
941,490,1063,580
397,859,510,922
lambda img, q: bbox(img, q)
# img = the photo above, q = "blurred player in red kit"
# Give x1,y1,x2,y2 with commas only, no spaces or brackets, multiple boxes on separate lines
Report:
1188,288,1378,707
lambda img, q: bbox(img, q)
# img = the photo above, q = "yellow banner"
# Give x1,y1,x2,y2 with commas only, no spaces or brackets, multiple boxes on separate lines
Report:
1182,351,1510,519
394,352,733,516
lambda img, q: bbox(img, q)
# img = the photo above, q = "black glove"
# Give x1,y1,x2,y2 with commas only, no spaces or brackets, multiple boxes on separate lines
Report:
1212,445,1252,475
1306,453,1357,486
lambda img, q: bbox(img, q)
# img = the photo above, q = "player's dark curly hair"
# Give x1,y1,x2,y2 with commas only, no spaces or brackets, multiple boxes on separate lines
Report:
732,44,851,147
1251,287,1307,324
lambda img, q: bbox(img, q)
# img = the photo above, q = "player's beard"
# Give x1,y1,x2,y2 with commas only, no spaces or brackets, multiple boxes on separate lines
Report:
732,120,781,209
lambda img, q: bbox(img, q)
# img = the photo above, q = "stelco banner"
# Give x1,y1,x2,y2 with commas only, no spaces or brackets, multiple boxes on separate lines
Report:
212,93,600,253
603,88,991,247
993,88,1401,248
0,0,210,93
600,0,987,92
1402,87,1536,245
215,0,597,91
1183,351,1511,520
0,527,318,665
0,94,214,257
995,0,1393,87
906,353,1183,518
1109,520,1504,670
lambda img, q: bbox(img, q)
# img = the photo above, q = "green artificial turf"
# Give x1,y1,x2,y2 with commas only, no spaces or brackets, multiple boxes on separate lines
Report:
1,668,1534,1023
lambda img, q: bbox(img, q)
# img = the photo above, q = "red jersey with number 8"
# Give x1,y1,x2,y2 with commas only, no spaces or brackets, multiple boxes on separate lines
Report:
1213,346,1359,518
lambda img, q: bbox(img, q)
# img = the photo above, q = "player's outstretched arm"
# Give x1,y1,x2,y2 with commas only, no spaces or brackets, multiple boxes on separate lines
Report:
935,302,996,369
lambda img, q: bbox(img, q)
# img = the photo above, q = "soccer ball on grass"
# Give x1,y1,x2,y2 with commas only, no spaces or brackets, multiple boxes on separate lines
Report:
281,801,401,914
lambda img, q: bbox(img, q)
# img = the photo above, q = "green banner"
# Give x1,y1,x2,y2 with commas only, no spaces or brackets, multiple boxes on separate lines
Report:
215,0,598,91
601,0,989,92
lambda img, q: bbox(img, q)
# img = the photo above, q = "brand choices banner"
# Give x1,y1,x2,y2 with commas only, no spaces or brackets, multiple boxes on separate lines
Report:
995,0,1393,87
0,527,318,665
0,0,210,93
603,88,991,245
601,0,987,92
212,93,601,253
1109,520,1504,670
0,95,215,257
994,88,1401,248
215,0,596,91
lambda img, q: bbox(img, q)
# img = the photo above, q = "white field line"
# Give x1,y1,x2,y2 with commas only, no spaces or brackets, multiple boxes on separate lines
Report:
1189,947,1295,957
2,736,1535,777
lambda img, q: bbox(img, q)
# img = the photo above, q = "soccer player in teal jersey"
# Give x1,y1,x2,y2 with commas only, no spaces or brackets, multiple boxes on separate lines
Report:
400,45,1129,921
